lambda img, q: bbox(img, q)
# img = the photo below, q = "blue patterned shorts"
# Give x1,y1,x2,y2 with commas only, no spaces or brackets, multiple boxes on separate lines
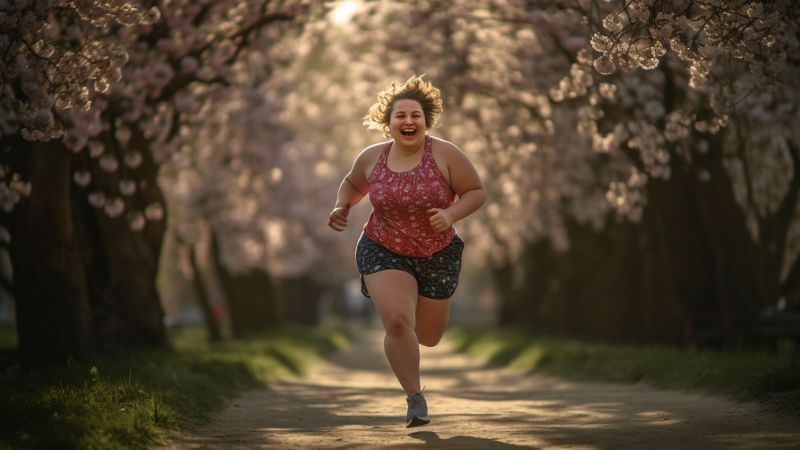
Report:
355,233,465,300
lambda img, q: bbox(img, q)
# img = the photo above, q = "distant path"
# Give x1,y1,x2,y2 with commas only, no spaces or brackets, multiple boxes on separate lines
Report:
157,329,800,449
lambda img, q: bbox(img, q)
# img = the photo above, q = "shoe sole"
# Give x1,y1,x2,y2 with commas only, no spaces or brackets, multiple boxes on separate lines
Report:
406,416,430,428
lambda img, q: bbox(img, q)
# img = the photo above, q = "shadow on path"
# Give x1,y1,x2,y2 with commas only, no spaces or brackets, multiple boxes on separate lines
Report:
403,431,539,449
157,328,800,449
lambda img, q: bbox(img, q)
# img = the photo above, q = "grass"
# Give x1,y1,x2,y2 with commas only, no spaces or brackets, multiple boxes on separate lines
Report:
0,325,16,348
446,327,800,416
0,324,353,450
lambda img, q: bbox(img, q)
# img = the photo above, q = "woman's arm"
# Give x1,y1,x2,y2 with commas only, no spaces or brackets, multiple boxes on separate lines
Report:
328,148,372,231
428,143,486,232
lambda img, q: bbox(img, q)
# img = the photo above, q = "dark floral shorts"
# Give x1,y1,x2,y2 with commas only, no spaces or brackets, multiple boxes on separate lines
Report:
355,233,465,300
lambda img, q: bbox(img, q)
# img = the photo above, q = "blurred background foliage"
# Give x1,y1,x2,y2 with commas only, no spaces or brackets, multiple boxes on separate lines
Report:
0,0,798,370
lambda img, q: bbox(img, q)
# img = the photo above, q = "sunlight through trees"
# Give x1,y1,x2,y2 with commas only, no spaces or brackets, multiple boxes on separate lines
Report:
1,0,798,365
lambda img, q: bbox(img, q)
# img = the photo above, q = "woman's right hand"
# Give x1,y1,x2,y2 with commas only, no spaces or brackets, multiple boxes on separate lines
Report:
328,203,351,231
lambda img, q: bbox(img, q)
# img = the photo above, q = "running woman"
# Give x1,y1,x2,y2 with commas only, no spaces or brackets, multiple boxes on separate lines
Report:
328,75,486,428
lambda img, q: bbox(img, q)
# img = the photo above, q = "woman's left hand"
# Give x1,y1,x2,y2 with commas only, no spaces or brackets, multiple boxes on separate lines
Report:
428,208,454,232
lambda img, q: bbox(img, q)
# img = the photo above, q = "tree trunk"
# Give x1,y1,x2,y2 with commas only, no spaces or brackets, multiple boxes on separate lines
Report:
640,167,722,346
782,253,800,306
500,215,689,345
765,141,800,308
691,134,760,346
278,275,323,326
71,137,167,353
189,244,223,342
492,262,522,327
562,220,652,342
211,232,283,337
8,140,93,367
515,238,570,334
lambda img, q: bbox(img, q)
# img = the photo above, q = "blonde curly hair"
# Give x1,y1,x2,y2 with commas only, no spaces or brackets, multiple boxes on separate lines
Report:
363,75,443,137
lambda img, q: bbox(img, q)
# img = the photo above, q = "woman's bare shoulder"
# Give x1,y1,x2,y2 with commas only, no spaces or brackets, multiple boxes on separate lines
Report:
430,135,466,159
356,140,390,162
353,140,391,180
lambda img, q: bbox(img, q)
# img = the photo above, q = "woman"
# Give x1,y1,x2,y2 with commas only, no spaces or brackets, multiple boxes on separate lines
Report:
328,75,486,428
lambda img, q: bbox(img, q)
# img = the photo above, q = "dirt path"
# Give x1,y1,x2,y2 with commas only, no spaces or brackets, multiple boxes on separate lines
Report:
157,328,800,449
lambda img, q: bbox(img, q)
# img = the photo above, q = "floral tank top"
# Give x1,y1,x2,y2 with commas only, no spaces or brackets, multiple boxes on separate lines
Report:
364,135,456,257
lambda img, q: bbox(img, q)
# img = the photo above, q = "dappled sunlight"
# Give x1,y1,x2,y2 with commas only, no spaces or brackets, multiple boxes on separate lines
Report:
2,1,798,448
328,0,363,26
160,330,800,449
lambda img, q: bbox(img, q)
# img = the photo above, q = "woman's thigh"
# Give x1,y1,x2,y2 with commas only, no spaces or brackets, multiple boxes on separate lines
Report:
363,269,418,327
415,295,451,347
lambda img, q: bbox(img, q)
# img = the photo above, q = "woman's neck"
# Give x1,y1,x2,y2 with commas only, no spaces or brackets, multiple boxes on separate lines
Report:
393,136,426,157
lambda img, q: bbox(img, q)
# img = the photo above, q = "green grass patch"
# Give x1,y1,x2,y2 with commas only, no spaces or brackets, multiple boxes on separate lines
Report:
0,325,352,450
0,324,17,348
446,327,800,416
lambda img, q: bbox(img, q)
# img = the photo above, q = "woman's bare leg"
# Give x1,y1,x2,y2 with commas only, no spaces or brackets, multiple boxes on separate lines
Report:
415,295,452,347
364,270,421,395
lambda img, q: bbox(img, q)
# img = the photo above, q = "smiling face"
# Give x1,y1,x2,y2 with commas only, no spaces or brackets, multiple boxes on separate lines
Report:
388,98,427,146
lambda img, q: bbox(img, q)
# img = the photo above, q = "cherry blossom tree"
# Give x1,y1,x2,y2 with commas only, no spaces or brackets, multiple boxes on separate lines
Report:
1,0,162,366
162,0,798,346
571,0,800,344
1,0,313,366
4,0,796,359
327,0,800,345
162,5,389,334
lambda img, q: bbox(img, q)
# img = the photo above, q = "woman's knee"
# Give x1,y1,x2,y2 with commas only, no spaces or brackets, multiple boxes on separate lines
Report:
417,329,444,347
414,296,451,347
383,313,414,338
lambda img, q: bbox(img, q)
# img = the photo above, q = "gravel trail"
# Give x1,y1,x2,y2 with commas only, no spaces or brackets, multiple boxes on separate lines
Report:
156,329,800,449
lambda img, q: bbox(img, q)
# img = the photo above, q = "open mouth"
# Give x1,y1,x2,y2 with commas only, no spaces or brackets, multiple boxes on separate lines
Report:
401,128,417,136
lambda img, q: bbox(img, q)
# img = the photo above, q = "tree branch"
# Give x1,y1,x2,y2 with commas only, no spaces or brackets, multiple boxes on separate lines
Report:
152,11,296,103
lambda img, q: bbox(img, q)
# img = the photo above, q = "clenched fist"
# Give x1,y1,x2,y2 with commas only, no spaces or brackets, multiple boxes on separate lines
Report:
428,208,454,232
328,203,351,231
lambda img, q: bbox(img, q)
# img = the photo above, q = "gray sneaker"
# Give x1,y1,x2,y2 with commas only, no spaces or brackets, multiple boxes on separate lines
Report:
405,392,430,428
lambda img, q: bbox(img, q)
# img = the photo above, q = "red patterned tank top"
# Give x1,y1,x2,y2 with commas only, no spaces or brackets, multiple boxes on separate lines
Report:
364,136,456,257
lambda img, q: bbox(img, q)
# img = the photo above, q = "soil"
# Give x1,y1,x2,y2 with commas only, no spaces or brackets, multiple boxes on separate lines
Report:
155,328,800,449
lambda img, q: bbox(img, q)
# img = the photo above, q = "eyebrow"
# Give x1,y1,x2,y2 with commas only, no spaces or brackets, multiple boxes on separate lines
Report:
393,110,423,115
